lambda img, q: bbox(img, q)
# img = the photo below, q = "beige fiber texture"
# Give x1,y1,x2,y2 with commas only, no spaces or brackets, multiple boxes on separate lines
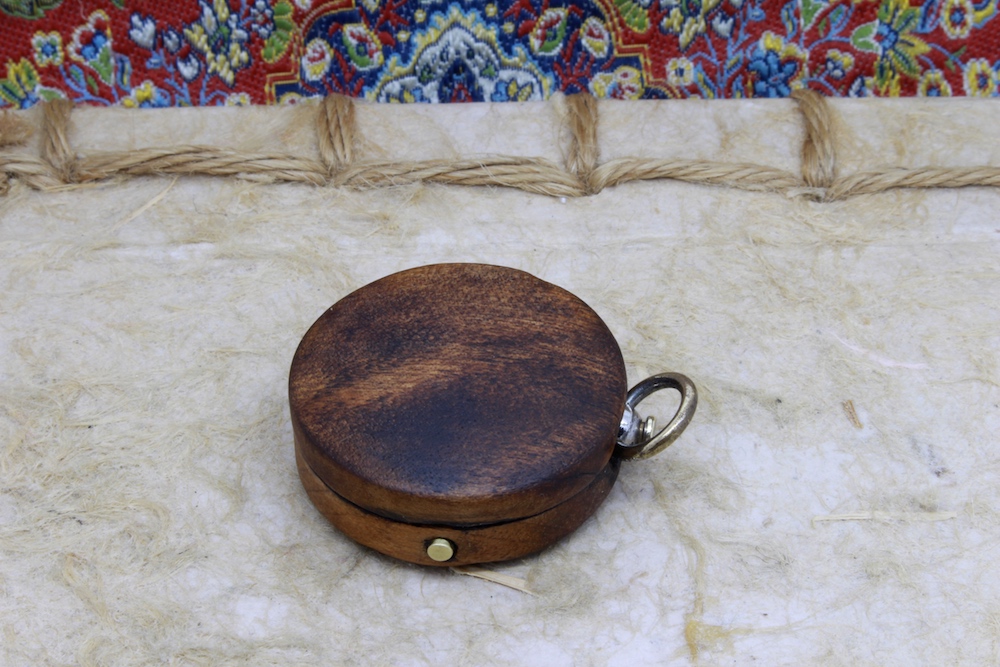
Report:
2,97,1000,666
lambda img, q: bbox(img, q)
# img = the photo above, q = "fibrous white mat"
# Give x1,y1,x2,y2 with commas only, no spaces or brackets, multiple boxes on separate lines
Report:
1,100,999,666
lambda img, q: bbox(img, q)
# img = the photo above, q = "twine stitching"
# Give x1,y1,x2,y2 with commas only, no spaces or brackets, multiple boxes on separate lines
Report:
41,99,75,184
564,93,599,193
3,93,1000,202
316,94,356,175
791,89,837,191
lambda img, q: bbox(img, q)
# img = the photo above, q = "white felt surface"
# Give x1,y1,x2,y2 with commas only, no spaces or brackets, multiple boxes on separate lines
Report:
1,101,999,666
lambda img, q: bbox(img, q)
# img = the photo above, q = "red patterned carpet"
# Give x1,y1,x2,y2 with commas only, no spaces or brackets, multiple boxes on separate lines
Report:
2,0,999,107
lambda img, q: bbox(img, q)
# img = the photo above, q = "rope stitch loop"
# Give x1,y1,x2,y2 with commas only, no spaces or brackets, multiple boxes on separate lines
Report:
1,94,998,201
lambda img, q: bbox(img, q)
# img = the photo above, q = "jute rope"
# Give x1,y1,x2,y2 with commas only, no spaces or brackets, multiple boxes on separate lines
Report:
334,156,587,197
316,94,356,175
828,166,1000,199
75,147,328,185
2,92,1000,201
41,99,75,184
590,157,801,194
791,89,836,189
564,93,599,192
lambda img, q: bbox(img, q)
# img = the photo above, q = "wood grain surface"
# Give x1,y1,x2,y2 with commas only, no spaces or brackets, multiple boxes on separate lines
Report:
289,264,626,528
295,437,621,566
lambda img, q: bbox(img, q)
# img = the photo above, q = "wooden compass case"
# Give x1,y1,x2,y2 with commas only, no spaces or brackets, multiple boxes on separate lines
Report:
289,263,627,566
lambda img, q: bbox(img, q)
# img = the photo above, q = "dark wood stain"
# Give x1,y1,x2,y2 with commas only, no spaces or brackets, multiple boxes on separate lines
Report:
289,264,627,562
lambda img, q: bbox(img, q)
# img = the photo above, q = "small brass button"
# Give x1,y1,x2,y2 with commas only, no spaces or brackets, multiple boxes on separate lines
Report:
426,538,455,562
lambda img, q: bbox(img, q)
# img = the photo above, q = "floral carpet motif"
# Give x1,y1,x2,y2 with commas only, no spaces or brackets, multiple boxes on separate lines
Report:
1,0,999,107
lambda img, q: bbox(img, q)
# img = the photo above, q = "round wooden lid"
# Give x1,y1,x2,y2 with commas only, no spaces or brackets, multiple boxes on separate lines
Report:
289,264,626,526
